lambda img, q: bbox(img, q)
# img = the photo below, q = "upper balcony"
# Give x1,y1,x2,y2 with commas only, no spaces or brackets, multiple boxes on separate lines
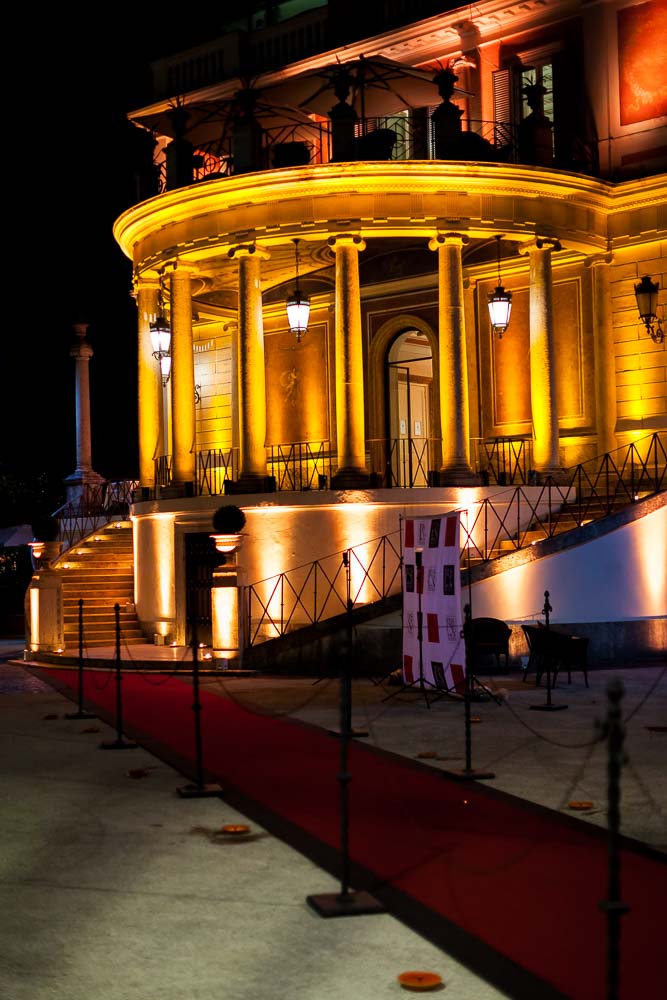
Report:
129,62,601,204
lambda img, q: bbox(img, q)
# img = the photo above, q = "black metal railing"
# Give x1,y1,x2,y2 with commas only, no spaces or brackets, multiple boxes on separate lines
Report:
245,532,403,644
196,448,238,495
267,441,333,491
368,437,441,487
479,436,533,486
152,113,527,192
53,480,137,551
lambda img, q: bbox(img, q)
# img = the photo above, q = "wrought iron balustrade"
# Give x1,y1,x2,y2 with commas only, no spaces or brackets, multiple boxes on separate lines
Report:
196,448,238,495
53,480,138,551
267,441,332,491
245,531,403,644
478,436,533,486
368,437,441,487
151,113,528,192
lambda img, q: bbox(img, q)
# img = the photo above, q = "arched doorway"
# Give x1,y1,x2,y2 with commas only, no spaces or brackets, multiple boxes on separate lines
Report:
386,330,433,486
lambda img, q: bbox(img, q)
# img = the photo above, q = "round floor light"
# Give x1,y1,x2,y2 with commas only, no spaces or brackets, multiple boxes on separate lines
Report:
220,824,251,835
397,970,443,991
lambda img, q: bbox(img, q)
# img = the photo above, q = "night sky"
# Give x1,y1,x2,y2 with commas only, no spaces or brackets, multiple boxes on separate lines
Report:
3,15,222,491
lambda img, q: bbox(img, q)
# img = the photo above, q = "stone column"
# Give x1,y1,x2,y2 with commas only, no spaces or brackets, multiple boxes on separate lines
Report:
528,239,561,478
63,322,104,504
229,244,270,491
135,277,161,489
328,234,369,487
170,265,196,490
586,253,617,456
429,233,474,483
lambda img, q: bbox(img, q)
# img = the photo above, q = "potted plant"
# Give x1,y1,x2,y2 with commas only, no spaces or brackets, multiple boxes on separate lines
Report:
211,505,247,553
29,515,62,569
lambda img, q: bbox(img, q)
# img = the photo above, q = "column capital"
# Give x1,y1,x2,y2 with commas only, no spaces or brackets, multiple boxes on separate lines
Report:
519,235,562,255
327,234,366,252
428,232,470,251
228,243,270,261
133,271,161,294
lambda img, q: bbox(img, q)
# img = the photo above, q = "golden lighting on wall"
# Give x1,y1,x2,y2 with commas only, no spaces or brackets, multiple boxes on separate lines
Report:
487,235,512,338
634,275,664,344
286,238,310,341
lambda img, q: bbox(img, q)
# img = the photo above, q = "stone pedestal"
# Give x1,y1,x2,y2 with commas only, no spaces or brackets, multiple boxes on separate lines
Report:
211,564,244,667
27,568,64,653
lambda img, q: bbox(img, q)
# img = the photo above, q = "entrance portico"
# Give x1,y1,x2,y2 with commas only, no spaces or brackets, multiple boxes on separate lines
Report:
117,161,614,494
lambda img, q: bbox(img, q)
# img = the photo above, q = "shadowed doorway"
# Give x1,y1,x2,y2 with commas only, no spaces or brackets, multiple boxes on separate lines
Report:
386,330,433,486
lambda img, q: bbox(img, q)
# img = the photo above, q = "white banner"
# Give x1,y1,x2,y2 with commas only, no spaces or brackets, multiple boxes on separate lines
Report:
402,513,466,693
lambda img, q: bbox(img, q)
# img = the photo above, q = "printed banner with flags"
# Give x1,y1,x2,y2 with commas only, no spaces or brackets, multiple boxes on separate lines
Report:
402,513,466,693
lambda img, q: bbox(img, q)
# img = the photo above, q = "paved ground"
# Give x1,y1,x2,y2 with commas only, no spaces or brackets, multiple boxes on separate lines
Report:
1,638,665,1000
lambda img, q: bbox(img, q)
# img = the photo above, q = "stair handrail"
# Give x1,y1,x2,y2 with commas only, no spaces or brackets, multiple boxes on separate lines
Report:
52,480,137,552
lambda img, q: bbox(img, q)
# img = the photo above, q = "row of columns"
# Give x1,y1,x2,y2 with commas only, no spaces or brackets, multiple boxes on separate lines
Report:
135,233,567,492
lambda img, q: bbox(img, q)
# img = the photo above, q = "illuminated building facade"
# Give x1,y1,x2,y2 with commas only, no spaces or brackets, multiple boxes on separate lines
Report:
112,0,666,653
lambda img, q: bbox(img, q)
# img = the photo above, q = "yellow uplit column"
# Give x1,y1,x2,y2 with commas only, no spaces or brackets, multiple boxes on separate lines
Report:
429,233,474,484
329,234,369,487
528,239,560,478
229,244,269,490
170,265,196,490
135,277,161,489
587,253,617,455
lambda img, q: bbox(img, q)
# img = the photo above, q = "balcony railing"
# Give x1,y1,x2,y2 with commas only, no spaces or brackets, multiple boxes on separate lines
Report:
148,433,665,498
152,114,526,193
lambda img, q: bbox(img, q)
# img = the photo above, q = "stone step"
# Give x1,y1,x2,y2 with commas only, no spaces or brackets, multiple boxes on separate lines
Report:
63,633,146,646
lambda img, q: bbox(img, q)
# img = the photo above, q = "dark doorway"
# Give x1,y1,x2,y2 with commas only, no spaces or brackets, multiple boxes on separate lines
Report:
184,533,220,646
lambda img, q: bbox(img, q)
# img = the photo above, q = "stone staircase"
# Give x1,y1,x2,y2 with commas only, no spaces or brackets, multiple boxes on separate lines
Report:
55,521,146,648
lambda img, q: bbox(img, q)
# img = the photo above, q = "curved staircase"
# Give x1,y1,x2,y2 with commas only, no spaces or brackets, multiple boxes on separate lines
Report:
56,521,146,648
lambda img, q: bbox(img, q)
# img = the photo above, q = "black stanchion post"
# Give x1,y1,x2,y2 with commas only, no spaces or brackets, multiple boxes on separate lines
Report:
530,590,568,712
177,616,223,798
100,604,137,750
598,677,629,1000
440,605,495,782
65,598,96,720
306,615,385,918
329,551,368,738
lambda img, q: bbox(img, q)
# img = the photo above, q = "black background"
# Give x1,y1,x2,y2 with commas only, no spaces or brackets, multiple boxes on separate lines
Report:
3,14,223,495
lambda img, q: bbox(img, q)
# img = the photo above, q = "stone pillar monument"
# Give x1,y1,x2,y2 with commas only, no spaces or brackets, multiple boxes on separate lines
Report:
63,322,104,505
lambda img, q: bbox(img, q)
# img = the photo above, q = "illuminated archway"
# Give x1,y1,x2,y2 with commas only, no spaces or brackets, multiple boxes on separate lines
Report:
367,314,439,485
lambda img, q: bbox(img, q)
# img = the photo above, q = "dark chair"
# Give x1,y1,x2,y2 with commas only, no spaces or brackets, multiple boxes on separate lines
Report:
521,624,589,688
271,142,311,168
466,617,512,673
355,128,397,160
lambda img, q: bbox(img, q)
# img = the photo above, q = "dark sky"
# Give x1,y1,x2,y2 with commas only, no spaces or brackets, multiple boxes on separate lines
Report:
3,15,225,488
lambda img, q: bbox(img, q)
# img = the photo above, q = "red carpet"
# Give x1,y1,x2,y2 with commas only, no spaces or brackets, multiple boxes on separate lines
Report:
34,667,665,1000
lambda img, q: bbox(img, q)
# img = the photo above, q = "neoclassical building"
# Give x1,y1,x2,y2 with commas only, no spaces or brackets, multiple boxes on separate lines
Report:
101,0,666,656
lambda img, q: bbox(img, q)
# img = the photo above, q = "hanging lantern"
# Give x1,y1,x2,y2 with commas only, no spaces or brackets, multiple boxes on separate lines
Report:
150,315,171,359
487,235,512,338
286,238,310,341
